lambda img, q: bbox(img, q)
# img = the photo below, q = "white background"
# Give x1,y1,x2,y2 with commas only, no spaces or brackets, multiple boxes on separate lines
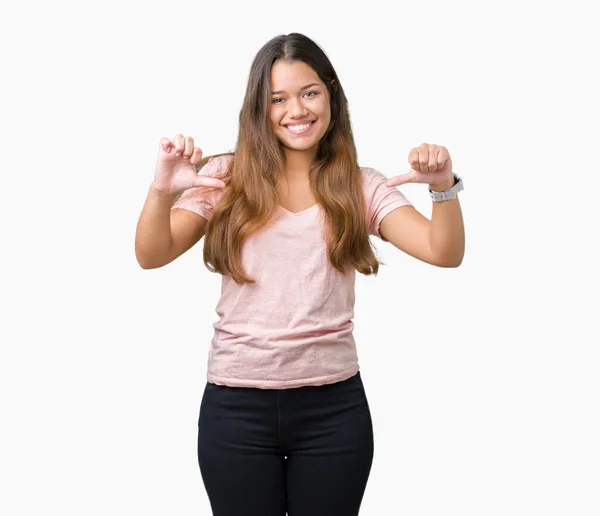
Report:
1,0,599,514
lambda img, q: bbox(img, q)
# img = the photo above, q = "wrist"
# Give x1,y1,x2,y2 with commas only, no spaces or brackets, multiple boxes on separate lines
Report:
429,176,455,192
150,182,178,197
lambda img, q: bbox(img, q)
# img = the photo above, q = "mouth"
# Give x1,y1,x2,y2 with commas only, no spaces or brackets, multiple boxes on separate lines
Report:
283,121,316,136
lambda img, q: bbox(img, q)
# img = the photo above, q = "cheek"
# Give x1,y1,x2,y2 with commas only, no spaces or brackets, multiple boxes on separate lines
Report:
318,97,331,120
269,109,278,128
319,103,331,128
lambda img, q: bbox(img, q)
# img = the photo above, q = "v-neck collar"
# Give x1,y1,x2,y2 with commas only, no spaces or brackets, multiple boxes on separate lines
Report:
277,204,320,216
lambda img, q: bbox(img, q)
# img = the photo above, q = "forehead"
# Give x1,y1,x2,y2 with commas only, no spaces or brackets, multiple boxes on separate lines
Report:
270,60,322,91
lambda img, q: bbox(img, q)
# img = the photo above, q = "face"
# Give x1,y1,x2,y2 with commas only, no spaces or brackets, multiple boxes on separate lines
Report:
269,60,331,156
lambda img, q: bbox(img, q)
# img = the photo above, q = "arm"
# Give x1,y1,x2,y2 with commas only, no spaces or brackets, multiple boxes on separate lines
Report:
135,183,208,269
379,192,464,268
380,143,465,267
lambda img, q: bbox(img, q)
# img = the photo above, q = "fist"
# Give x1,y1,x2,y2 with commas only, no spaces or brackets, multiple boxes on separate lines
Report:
385,143,453,190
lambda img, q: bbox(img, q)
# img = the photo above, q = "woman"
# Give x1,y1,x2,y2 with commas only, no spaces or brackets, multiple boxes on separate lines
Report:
135,32,464,516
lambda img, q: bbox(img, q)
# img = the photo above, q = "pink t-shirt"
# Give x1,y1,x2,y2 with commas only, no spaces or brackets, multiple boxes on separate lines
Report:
172,155,412,389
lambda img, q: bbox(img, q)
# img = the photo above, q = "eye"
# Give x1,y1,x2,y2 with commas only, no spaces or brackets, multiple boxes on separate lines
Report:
272,98,284,104
304,91,318,98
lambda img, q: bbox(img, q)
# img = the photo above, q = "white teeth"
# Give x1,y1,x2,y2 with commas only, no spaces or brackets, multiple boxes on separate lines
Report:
287,122,312,132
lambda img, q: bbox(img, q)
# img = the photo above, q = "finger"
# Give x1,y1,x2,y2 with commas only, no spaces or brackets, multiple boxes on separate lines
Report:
385,172,414,187
190,147,204,165
408,148,419,171
183,136,194,158
172,133,185,156
428,146,440,172
419,143,430,173
193,177,226,189
160,137,173,154
437,146,450,168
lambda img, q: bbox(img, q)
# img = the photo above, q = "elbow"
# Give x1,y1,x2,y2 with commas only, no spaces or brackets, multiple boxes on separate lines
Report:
137,259,164,270
430,238,464,268
138,260,157,270
434,251,464,268
136,255,156,269
135,247,163,270
429,234,465,268
136,255,166,270
441,258,463,268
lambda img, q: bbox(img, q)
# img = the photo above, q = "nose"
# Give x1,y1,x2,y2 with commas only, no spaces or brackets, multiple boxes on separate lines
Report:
287,97,308,119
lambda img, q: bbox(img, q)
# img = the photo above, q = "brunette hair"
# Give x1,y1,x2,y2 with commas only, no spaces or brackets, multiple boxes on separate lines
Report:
198,32,381,284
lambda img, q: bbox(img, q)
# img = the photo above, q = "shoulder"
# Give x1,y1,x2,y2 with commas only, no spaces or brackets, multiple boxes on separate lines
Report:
359,166,391,197
360,166,387,181
358,165,412,215
200,153,234,178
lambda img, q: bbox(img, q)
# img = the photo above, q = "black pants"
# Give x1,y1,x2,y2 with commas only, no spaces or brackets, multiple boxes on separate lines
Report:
197,371,374,516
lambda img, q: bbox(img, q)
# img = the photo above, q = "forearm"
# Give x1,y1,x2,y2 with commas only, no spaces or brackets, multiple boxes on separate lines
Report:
429,179,465,267
135,184,178,268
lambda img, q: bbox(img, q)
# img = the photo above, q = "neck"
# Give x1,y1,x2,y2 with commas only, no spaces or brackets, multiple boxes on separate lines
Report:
282,147,317,180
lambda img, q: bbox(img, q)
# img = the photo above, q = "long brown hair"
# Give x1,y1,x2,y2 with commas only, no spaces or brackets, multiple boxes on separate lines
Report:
200,33,381,284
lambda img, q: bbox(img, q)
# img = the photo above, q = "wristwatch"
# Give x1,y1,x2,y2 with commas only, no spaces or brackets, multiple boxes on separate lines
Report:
429,173,464,202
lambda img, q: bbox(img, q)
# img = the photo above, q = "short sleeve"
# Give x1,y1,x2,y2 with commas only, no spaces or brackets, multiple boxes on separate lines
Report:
361,167,412,241
171,154,232,220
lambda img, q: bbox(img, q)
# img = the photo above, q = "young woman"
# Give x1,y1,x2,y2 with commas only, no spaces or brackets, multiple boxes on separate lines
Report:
135,32,464,516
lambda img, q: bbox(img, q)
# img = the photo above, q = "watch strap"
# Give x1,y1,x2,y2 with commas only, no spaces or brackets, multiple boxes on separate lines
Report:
429,174,463,202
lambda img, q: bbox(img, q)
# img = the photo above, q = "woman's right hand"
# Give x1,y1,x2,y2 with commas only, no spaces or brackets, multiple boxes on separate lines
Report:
152,134,226,194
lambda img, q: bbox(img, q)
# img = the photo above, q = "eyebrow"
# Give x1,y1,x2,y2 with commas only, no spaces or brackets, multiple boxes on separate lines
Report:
271,83,321,95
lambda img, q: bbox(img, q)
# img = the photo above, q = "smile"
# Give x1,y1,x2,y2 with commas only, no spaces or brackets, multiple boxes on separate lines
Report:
284,121,315,135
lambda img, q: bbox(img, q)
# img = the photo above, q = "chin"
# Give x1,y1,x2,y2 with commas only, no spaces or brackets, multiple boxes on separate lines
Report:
276,129,325,153
283,141,318,151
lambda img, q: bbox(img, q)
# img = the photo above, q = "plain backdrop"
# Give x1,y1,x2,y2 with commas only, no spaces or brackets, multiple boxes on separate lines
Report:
1,0,599,514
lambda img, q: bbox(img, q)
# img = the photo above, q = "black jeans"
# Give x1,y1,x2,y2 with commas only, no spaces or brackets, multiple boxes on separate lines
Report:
197,371,374,516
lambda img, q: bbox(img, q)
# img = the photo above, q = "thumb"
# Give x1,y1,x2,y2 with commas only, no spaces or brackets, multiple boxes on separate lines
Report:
192,176,226,189
385,171,414,188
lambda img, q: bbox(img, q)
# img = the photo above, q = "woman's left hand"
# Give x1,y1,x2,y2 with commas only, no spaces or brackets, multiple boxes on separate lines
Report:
385,143,453,190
